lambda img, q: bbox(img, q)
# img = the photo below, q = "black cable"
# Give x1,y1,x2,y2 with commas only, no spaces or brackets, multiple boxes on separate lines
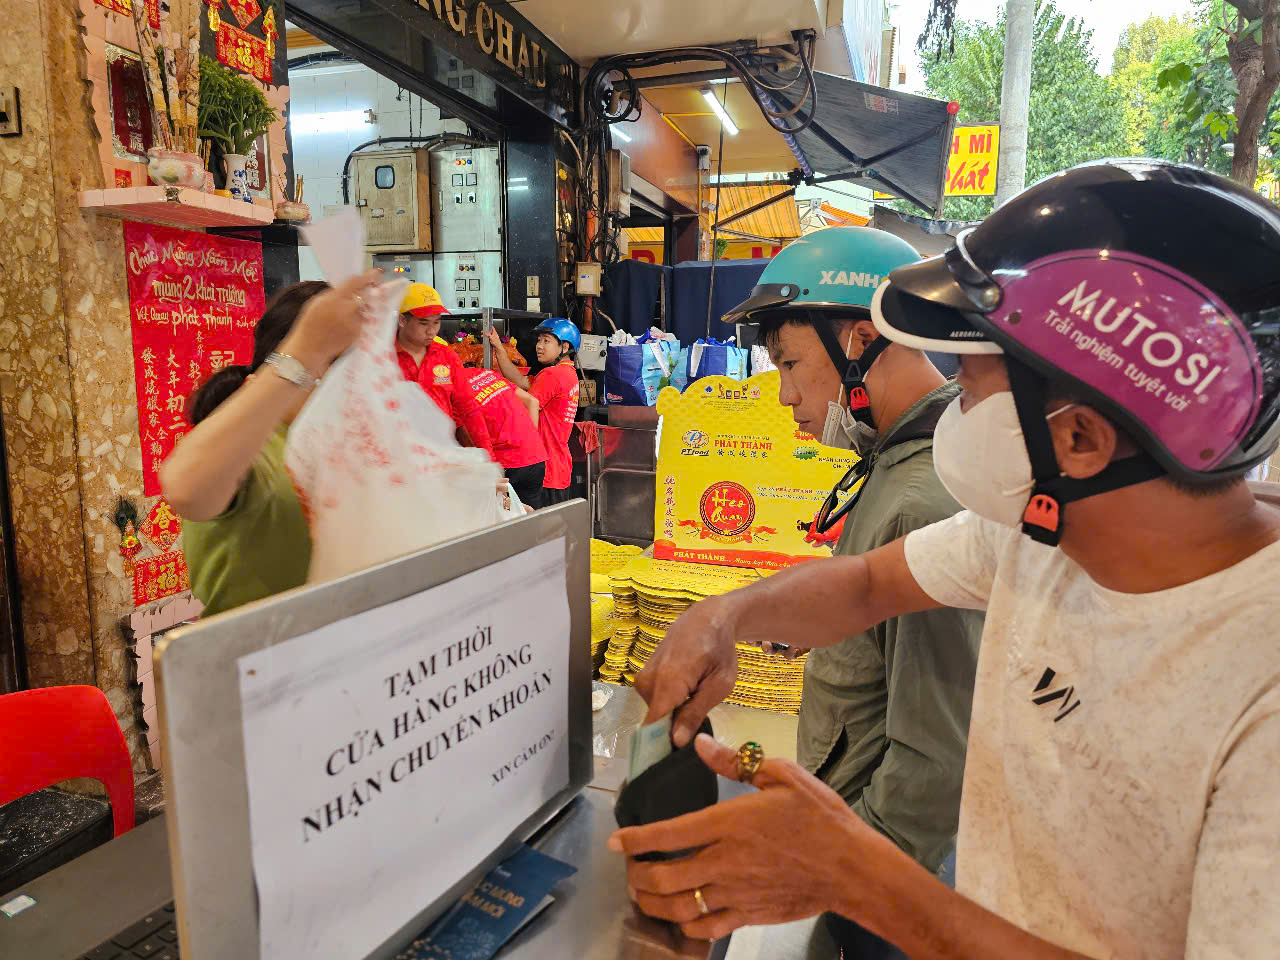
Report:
582,33,817,138
287,51,354,70
569,37,816,321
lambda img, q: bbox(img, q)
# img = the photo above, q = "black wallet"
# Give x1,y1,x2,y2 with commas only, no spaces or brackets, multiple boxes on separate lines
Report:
614,718,718,861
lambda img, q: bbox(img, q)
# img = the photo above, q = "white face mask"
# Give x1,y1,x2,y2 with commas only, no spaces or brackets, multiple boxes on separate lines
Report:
818,327,877,453
820,403,879,454
932,392,1074,527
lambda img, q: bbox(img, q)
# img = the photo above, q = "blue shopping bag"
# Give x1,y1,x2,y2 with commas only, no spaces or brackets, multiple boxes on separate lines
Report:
672,338,749,391
604,335,676,405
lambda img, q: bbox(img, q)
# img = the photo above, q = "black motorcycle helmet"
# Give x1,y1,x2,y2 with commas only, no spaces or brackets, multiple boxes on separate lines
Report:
872,159,1280,544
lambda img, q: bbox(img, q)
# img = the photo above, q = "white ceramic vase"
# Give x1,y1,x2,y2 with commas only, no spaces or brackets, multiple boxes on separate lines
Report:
222,153,251,202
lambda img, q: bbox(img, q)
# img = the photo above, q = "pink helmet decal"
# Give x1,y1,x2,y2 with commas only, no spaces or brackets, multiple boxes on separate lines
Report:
986,250,1263,471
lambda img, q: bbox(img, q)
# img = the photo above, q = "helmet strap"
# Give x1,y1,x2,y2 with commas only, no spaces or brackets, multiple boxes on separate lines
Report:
812,314,887,428
1006,357,1164,546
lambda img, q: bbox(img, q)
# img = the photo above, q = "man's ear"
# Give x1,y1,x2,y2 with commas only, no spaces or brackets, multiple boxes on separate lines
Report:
850,319,879,351
1050,405,1119,480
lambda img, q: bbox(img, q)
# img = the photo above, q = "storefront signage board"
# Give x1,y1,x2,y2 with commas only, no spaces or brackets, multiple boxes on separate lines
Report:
654,371,858,570
288,0,577,129
123,222,264,495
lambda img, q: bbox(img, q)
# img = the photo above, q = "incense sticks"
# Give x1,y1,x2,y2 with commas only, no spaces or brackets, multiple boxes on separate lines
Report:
131,0,201,154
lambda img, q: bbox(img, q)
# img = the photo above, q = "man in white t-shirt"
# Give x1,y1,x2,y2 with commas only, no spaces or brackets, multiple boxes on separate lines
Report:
611,160,1280,959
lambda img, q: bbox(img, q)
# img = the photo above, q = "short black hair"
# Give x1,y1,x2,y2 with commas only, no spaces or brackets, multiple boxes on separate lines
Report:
189,281,329,425
754,310,860,348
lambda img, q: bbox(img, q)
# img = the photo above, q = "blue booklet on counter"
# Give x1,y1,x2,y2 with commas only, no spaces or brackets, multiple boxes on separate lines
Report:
395,845,577,960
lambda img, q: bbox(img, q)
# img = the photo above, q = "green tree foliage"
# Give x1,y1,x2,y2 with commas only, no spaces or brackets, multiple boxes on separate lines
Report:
1113,14,1197,70
1154,0,1280,185
1112,15,1198,157
915,0,1128,220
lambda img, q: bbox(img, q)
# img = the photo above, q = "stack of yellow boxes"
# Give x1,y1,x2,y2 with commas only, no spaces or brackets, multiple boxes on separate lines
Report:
602,556,807,715
591,540,643,680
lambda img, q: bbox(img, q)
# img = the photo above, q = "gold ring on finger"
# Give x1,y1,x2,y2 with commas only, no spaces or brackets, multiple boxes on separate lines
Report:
693,887,709,916
736,741,764,783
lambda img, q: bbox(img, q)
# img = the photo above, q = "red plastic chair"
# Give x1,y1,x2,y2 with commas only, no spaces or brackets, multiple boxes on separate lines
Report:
0,685,136,836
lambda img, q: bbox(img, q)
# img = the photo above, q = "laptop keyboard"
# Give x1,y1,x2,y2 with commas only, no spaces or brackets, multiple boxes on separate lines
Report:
80,901,179,959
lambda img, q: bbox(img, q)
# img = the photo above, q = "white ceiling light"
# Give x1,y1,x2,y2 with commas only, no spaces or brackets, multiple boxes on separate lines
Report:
290,109,372,135
708,78,740,84
701,88,739,136
612,127,633,142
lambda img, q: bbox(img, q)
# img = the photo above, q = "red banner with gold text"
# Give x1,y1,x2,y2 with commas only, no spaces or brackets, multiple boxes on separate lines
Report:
124,222,263,495
132,550,191,607
217,21,273,84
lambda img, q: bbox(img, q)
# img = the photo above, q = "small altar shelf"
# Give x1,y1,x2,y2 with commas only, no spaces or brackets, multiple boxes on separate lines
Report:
80,186,274,228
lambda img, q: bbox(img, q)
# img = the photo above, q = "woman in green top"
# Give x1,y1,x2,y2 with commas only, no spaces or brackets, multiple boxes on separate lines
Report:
163,271,379,617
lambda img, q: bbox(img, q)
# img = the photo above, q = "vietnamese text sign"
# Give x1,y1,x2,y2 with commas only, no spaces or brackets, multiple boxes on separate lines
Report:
654,372,858,569
237,540,571,960
946,124,999,197
124,222,263,495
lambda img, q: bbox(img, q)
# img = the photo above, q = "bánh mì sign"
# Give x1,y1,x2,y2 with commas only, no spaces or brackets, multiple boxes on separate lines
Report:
946,123,999,197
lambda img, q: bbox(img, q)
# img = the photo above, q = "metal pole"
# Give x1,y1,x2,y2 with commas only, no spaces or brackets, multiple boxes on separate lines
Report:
482,307,492,368
714,186,797,230
633,69,739,89
995,0,1034,208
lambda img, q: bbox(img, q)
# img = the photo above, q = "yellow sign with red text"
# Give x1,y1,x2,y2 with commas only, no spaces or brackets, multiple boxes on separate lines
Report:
875,123,999,200
946,124,999,196
627,240,787,265
654,372,858,570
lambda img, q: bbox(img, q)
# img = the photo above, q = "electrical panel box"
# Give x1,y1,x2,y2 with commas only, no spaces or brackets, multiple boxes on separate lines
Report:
434,251,503,311
578,334,608,372
353,149,433,252
371,252,433,283
431,146,502,252
575,262,602,297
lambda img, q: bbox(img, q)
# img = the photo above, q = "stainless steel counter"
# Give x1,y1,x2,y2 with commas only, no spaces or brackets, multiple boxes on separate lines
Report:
503,685,832,960
7,686,831,960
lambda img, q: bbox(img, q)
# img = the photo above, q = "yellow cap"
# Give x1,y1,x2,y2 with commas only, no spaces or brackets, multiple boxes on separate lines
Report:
400,283,448,317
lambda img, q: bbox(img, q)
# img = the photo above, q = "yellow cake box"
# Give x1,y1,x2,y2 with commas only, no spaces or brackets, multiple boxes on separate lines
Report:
654,371,858,569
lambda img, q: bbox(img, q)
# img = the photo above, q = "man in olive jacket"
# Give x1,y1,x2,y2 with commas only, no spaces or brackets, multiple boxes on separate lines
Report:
725,228,982,958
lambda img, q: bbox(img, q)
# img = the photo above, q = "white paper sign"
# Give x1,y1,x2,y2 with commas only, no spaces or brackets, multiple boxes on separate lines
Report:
237,540,571,960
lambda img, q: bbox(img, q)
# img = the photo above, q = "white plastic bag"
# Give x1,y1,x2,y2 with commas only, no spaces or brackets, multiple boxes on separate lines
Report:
751,344,775,375
286,210,502,583
497,481,525,520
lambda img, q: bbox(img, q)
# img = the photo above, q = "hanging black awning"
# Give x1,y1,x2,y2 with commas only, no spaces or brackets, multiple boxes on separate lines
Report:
762,72,958,216
869,208,982,256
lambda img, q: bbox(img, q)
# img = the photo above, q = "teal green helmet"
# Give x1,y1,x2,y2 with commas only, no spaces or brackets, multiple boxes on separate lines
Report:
725,226,922,322
726,226,923,426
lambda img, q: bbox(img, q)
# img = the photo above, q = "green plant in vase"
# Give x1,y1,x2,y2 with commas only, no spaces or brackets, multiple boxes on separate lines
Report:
198,56,278,202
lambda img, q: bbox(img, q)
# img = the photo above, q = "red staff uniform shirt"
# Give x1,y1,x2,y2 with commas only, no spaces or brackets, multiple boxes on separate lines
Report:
397,342,496,461
465,369,546,471
529,360,579,490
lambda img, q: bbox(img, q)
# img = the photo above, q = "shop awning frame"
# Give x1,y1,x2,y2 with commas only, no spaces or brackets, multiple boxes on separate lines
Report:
760,73,958,217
